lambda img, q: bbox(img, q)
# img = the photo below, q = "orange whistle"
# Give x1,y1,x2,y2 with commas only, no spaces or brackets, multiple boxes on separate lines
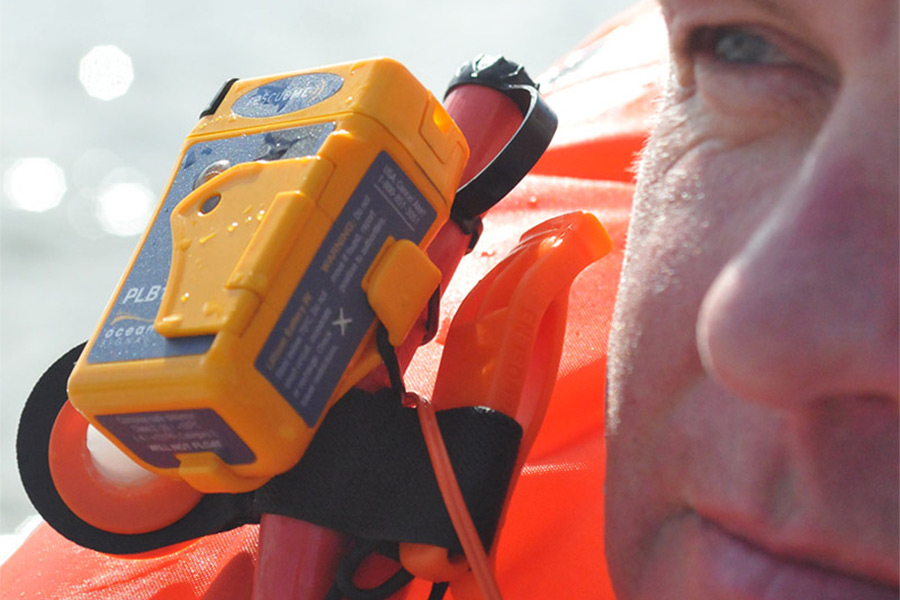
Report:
399,211,613,598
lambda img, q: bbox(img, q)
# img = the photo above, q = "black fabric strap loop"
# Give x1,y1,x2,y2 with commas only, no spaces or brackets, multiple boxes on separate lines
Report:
445,55,558,224
16,343,257,556
330,539,415,600
255,388,523,555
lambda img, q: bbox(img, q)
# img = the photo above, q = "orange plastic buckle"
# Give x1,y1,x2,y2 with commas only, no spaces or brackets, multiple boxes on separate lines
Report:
399,211,612,597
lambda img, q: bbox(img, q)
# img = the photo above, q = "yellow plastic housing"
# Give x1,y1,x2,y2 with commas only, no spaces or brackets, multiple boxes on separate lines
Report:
67,59,469,493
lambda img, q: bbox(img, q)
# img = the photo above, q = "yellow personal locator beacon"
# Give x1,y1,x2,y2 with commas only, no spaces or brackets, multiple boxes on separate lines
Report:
67,59,469,493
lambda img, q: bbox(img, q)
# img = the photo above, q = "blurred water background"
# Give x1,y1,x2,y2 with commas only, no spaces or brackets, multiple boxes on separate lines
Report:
0,0,636,548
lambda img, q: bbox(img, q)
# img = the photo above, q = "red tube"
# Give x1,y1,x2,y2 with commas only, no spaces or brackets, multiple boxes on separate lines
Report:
253,78,527,600
253,515,352,600
444,84,522,186
362,83,524,380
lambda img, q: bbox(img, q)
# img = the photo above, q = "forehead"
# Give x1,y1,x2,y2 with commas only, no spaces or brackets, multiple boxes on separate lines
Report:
659,0,783,15
657,0,891,13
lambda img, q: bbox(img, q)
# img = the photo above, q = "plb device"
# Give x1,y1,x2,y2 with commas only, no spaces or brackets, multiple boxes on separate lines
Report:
66,59,469,494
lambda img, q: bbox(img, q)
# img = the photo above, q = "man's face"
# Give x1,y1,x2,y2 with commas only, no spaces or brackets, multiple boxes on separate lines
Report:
605,0,899,598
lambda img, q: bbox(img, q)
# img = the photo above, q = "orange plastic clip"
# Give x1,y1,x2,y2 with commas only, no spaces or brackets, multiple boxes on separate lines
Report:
399,211,613,598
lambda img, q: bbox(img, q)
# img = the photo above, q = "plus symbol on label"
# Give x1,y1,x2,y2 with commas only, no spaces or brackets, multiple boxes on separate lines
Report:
332,308,352,336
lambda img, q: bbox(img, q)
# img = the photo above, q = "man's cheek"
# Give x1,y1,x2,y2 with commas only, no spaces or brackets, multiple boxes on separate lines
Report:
626,160,715,294
608,143,770,433
632,134,794,260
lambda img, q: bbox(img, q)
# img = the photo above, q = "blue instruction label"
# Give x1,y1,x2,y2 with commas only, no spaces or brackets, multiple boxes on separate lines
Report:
256,152,436,426
97,408,255,469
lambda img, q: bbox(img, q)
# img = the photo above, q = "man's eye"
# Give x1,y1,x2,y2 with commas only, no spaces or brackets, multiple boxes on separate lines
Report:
670,22,836,126
689,27,792,66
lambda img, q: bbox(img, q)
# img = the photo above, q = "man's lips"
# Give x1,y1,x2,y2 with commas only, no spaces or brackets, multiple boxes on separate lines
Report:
692,513,899,600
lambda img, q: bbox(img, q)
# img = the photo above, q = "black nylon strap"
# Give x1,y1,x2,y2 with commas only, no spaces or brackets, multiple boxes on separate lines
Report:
20,349,521,556
255,388,523,554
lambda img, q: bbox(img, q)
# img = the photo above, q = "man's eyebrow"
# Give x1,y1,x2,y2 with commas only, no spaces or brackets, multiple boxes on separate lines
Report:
658,0,792,18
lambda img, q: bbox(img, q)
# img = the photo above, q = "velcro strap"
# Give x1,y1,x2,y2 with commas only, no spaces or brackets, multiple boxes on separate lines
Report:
255,388,522,553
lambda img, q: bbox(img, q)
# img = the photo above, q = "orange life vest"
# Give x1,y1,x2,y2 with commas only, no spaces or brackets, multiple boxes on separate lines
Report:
0,4,665,598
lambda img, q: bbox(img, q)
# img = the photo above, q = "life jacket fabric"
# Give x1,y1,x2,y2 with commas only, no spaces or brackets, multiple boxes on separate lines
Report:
1,4,664,598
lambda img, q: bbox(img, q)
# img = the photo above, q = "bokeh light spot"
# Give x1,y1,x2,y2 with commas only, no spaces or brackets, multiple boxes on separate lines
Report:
79,45,134,101
95,178,156,237
3,157,67,212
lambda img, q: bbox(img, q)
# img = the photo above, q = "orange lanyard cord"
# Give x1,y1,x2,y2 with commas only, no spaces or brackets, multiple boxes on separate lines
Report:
414,394,504,600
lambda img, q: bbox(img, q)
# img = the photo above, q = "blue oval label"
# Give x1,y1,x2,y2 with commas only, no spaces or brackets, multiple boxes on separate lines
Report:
232,73,344,118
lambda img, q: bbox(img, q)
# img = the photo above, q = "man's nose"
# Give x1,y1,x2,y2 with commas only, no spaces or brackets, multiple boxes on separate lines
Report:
695,84,899,410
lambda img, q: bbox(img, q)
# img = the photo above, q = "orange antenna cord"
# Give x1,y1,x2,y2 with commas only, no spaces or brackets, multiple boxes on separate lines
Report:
414,393,504,600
